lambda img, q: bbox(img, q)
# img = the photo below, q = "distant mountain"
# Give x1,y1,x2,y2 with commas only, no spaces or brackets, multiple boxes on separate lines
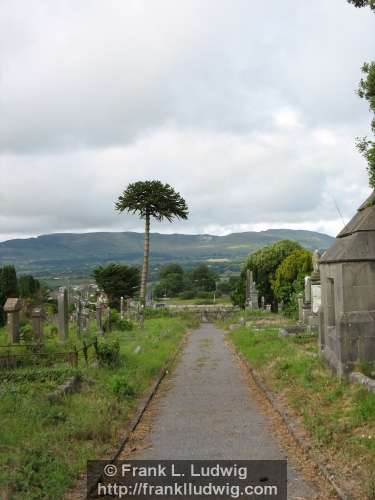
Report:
0,229,334,279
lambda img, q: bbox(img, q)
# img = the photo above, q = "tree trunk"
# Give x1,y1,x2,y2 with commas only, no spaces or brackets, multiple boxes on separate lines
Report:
139,213,150,306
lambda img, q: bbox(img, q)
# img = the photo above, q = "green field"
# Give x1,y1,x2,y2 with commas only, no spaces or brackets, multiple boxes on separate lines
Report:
0,315,198,499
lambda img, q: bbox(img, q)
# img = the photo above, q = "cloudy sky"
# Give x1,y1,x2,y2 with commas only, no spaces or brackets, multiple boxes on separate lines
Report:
0,0,374,242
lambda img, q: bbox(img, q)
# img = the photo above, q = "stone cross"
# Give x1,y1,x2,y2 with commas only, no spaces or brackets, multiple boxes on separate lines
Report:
246,270,259,310
31,307,43,343
4,298,22,343
58,288,69,342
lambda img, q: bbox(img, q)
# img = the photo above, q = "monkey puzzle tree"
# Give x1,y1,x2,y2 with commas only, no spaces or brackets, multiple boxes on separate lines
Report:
347,0,375,10
115,180,188,306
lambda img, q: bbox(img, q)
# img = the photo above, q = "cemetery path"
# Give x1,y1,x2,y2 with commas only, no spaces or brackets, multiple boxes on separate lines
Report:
120,323,331,499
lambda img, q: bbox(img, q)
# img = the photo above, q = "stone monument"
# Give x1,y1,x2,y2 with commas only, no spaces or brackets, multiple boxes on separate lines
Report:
245,270,259,310
4,298,22,343
311,250,322,314
31,307,43,342
96,301,104,335
302,276,312,323
120,296,125,319
58,289,69,342
320,191,375,375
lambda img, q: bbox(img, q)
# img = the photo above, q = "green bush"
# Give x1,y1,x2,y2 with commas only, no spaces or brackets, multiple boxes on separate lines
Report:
20,324,34,343
95,338,120,367
116,319,133,331
109,375,136,399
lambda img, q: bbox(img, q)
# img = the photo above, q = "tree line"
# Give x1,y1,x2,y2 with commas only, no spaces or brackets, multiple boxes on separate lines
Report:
93,261,239,305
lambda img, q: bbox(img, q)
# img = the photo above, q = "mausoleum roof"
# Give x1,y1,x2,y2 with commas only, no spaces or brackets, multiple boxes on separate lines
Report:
321,190,375,263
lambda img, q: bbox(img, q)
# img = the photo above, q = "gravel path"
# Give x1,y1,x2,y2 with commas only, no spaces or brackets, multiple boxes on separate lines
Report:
124,323,324,499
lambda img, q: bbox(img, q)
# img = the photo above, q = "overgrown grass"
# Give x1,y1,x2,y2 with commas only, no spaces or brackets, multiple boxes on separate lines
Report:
228,319,375,498
0,315,197,499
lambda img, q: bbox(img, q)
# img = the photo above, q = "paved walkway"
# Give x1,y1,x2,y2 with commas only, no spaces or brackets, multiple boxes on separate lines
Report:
126,324,321,499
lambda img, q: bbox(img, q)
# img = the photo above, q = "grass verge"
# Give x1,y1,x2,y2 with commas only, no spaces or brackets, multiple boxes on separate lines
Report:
225,313,375,500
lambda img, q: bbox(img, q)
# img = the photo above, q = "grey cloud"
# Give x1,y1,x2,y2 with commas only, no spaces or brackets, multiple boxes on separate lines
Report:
0,0,374,240
0,0,374,154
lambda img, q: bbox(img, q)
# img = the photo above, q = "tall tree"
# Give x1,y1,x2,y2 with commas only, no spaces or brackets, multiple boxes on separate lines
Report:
189,264,218,292
18,275,41,299
115,181,188,306
271,249,312,315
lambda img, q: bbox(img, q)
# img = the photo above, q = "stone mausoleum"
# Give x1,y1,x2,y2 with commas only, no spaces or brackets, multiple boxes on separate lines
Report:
320,191,375,376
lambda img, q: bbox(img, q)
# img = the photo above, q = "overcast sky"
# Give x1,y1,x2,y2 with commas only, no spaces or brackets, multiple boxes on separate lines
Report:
0,0,374,242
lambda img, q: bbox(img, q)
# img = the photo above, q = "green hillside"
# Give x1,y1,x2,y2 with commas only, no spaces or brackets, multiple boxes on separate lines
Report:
0,229,333,284
0,229,334,281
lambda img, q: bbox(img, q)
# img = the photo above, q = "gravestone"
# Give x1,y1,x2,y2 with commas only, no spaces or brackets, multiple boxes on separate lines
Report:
320,191,375,375
31,307,43,342
311,250,322,314
297,293,304,323
246,270,259,310
120,296,125,319
302,276,312,323
261,296,265,310
58,289,69,342
76,296,82,338
4,298,22,343
106,307,112,332
96,302,104,336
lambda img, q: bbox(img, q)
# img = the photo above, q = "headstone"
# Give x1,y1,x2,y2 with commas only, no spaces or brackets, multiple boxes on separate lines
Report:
304,276,312,304
261,296,265,310
311,250,321,314
120,296,125,319
246,270,259,310
58,289,69,342
76,297,82,338
302,276,312,323
278,301,284,313
107,307,112,332
266,304,271,312
4,298,22,343
96,301,104,336
297,293,304,323
31,307,43,342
